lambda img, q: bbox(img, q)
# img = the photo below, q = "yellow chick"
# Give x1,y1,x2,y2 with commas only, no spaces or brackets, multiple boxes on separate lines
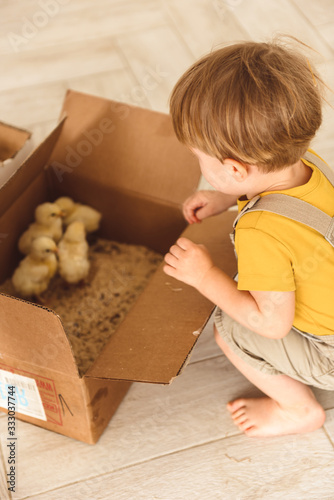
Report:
58,221,90,284
55,196,102,233
18,202,64,255
12,236,58,299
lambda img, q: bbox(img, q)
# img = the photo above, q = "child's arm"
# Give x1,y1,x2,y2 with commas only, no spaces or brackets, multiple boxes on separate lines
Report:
163,237,295,339
183,190,238,224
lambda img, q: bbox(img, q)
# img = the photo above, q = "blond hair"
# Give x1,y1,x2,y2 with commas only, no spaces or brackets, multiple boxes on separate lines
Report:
170,39,325,171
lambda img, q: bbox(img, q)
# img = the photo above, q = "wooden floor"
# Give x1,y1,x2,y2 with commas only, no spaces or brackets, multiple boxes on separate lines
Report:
1,1,334,498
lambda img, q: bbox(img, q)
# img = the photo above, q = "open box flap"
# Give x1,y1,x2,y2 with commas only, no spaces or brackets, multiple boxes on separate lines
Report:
0,119,66,285
0,118,79,376
0,118,65,218
85,211,237,384
0,294,78,377
0,122,31,162
47,90,201,206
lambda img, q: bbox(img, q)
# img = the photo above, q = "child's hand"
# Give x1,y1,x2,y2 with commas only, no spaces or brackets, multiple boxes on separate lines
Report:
163,237,214,290
182,190,238,224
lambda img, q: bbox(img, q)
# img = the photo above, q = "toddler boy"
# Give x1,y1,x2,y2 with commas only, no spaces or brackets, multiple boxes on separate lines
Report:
163,40,334,437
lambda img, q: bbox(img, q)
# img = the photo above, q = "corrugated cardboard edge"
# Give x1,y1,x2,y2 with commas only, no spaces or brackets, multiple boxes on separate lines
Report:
0,117,66,217
169,309,215,384
84,210,237,385
0,121,32,160
0,292,80,378
0,117,83,378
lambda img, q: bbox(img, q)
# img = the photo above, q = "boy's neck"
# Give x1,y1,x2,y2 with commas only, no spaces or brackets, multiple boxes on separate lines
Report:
246,159,312,199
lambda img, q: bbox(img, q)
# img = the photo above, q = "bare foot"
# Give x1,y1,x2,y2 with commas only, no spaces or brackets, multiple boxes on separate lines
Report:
227,397,326,437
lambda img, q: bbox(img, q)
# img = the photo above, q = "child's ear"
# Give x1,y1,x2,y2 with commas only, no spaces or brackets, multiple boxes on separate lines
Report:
223,159,249,182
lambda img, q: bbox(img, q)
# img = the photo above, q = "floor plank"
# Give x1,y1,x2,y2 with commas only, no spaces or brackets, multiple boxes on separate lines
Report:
27,429,334,499
162,0,250,59
116,24,194,112
0,0,166,54
229,0,333,60
0,354,258,498
323,407,334,445
67,67,153,108
0,37,125,93
292,0,334,27
1,342,332,499
0,82,67,129
312,58,334,165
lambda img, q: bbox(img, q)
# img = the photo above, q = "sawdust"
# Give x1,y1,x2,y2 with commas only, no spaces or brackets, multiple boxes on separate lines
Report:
0,239,163,375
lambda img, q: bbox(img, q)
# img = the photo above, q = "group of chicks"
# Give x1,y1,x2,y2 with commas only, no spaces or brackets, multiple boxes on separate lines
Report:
12,197,102,301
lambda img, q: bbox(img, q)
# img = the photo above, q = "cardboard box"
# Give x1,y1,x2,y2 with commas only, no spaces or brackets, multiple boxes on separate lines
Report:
0,121,33,188
0,90,236,443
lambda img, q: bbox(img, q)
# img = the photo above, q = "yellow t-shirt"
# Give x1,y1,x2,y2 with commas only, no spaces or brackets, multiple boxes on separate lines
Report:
235,151,334,336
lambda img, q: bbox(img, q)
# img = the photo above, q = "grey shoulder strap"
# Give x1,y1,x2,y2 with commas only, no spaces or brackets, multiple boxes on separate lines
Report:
303,150,334,186
233,151,334,247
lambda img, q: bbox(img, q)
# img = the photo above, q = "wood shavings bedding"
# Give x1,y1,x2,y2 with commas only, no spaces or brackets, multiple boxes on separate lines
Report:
0,239,163,375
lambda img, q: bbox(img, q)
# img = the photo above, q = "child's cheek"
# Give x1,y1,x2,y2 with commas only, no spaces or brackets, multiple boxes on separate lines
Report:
200,166,228,191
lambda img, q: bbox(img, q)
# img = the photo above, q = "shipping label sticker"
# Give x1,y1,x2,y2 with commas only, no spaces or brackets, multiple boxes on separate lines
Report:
0,369,47,421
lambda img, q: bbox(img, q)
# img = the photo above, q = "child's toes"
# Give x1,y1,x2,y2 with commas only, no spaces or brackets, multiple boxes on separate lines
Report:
229,406,245,420
227,398,247,414
243,426,258,436
233,411,248,425
232,415,253,432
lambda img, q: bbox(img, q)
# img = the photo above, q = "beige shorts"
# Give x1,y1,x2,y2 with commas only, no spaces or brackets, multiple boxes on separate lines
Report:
214,307,334,390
